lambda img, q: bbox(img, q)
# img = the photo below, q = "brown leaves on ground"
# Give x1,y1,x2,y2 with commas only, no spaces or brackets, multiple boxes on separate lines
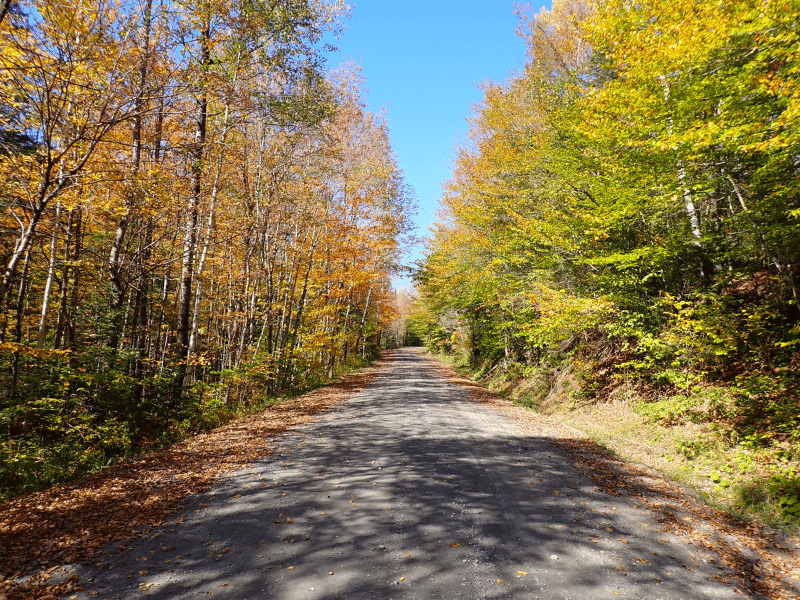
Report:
0,356,389,599
428,355,800,600
551,436,800,600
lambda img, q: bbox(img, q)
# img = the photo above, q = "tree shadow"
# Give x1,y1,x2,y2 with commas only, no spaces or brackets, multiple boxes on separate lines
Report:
71,350,788,599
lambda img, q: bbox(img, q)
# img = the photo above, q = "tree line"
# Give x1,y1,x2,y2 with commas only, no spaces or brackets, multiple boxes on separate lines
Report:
414,0,798,449
0,0,414,498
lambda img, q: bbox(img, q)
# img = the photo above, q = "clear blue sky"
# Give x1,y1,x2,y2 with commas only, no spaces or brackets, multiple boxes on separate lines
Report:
327,1,541,289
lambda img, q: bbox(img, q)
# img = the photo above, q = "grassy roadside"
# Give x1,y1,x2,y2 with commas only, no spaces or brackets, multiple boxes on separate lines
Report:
434,352,800,539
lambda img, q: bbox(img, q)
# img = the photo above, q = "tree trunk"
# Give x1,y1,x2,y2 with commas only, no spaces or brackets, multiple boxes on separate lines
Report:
37,203,61,348
0,207,43,341
108,0,153,316
175,17,210,392
356,287,372,358
185,100,234,384
53,208,75,350
659,75,702,243
9,247,32,401
65,206,83,350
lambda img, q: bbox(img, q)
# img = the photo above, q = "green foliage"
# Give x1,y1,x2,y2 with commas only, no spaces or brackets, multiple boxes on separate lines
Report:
418,0,800,362
636,388,734,426
0,438,111,498
0,344,375,501
674,438,712,461
769,467,800,519
637,395,706,426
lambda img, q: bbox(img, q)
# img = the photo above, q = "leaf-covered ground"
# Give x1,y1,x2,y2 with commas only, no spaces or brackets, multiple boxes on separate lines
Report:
0,359,384,599
427,359,800,600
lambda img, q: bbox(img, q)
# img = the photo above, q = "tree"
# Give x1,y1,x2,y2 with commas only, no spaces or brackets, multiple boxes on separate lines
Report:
417,0,800,391
0,0,143,336
0,0,424,500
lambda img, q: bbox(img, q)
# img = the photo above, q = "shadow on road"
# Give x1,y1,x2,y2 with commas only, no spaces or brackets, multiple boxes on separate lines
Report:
78,350,771,600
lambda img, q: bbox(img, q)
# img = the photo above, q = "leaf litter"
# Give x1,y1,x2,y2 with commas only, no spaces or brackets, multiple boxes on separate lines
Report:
0,357,386,599
428,356,800,600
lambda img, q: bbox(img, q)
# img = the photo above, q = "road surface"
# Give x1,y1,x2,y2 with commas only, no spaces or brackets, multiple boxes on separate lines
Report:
74,349,745,599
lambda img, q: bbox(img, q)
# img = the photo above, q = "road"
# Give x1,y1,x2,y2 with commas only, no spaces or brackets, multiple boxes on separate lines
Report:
74,349,744,599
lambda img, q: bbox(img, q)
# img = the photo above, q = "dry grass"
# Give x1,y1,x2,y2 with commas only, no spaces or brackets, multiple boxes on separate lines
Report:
546,391,799,533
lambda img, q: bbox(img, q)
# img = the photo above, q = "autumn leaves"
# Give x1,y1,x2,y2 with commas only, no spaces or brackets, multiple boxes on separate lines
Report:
414,0,800,377
0,0,413,497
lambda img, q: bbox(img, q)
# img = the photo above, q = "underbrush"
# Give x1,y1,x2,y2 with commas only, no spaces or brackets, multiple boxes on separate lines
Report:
0,350,377,502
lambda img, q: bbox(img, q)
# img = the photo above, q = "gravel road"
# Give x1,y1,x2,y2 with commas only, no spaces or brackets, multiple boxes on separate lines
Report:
74,349,745,599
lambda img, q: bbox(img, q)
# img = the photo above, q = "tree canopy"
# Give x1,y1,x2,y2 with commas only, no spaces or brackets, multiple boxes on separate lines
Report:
0,0,415,498
416,0,799,404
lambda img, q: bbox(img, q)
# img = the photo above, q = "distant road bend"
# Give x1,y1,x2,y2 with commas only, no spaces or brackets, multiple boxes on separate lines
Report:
73,349,790,599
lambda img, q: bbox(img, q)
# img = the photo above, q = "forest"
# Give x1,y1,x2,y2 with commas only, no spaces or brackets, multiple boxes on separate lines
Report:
413,0,800,527
0,0,414,499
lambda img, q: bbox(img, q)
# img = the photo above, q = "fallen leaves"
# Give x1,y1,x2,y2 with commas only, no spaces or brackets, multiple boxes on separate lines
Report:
0,361,382,600
210,548,230,562
432,357,800,600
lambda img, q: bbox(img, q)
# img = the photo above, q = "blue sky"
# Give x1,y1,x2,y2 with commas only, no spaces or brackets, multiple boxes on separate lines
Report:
328,1,540,289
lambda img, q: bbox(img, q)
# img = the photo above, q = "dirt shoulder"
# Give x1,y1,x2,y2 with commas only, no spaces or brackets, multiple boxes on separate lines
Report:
0,357,388,600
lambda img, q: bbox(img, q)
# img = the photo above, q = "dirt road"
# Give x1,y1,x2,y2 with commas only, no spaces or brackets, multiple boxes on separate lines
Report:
70,349,786,599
